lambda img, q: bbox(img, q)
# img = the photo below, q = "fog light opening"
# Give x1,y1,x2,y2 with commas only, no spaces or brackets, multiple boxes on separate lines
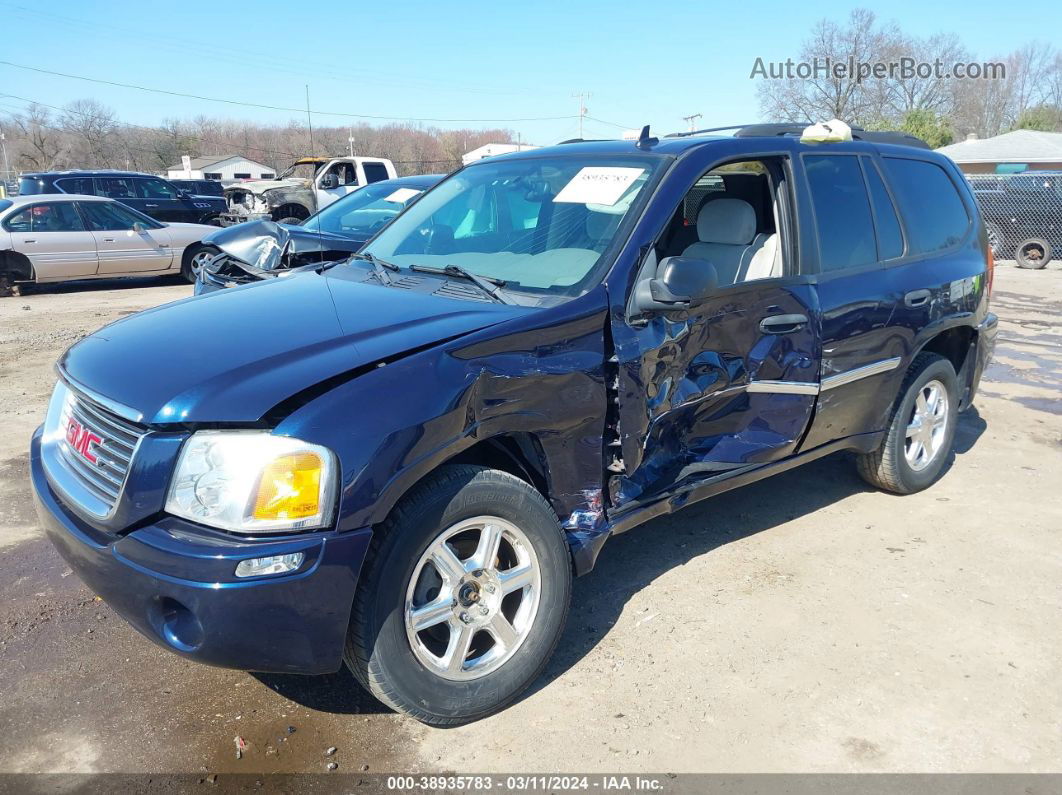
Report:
234,552,304,579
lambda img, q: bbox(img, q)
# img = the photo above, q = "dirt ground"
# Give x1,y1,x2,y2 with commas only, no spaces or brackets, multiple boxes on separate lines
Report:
0,266,1059,775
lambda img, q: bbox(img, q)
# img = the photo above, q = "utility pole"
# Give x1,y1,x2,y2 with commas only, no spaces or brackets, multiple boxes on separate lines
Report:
348,127,355,158
0,128,9,189
682,113,702,132
572,92,591,139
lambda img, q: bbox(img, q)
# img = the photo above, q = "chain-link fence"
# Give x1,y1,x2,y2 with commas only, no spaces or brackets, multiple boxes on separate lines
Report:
966,172,1062,269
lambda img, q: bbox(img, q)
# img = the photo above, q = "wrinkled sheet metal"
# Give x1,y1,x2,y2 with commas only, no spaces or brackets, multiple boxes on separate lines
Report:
276,286,612,575
609,283,820,510
203,221,364,283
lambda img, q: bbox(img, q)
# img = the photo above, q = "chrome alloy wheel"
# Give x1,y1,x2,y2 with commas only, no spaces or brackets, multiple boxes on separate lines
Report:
189,249,216,277
404,516,541,681
905,379,949,471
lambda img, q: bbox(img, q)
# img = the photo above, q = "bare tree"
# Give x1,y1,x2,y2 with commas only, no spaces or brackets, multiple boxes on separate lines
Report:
757,9,898,124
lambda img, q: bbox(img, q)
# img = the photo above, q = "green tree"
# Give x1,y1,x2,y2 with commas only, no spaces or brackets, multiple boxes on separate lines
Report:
898,108,953,148
1013,104,1062,132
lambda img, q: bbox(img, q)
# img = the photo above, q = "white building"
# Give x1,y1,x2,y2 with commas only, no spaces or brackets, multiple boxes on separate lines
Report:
462,143,540,166
164,154,275,181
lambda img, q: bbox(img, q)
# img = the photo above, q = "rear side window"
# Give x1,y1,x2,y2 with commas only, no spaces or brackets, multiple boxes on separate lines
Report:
56,177,96,195
881,158,970,254
97,177,136,199
804,155,877,271
363,162,390,184
4,202,85,232
861,159,903,260
17,177,43,195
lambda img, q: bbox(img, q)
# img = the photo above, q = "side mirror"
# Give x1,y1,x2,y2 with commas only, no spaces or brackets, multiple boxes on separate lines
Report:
177,189,191,199
633,256,718,313
132,221,147,234
320,174,339,190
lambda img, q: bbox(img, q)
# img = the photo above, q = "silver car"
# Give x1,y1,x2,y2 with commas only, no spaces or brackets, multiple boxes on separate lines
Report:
0,194,220,291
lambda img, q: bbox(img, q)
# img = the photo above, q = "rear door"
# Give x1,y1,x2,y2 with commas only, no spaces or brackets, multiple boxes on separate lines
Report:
2,201,98,279
79,201,173,273
796,151,908,449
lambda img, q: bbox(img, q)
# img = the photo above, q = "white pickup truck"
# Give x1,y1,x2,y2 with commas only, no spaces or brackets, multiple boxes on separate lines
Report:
220,156,397,226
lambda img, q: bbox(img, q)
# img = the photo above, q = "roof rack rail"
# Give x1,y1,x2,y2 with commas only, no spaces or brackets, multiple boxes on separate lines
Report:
667,122,930,149
734,123,930,149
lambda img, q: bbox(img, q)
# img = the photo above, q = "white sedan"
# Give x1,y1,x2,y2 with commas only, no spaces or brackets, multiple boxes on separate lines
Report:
0,194,220,290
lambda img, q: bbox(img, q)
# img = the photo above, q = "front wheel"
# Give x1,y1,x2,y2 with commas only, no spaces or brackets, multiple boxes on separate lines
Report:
181,243,220,283
344,466,572,725
856,353,958,494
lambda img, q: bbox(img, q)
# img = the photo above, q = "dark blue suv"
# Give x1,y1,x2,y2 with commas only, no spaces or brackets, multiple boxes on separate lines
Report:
18,171,227,226
30,125,997,725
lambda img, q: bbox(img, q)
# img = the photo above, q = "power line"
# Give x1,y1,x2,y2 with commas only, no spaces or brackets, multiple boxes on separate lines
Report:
0,100,466,168
0,60,579,124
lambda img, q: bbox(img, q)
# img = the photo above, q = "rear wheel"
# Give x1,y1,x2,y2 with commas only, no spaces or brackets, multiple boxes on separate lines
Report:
857,353,958,494
344,465,571,725
181,243,219,283
1016,238,1051,269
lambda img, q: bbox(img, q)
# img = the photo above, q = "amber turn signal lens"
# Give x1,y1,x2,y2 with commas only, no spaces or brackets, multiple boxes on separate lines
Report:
252,453,323,520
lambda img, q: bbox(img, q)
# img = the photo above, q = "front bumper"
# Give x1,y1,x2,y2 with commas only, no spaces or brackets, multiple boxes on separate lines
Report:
31,428,371,674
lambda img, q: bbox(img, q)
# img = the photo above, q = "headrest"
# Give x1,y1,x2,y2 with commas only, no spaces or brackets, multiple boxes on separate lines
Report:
696,198,756,245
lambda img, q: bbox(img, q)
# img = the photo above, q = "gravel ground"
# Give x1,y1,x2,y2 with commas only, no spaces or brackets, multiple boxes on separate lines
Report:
0,266,1059,775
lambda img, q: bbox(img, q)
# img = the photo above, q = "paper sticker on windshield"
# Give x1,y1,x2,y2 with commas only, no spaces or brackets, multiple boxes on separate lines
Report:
554,167,645,206
384,187,421,204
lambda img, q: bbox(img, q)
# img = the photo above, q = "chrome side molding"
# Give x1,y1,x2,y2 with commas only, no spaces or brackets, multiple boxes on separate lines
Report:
748,356,902,396
746,380,820,396
820,357,902,391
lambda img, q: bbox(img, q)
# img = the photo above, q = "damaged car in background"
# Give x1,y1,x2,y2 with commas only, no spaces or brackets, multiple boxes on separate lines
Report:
220,155,397,226
197,174,442,293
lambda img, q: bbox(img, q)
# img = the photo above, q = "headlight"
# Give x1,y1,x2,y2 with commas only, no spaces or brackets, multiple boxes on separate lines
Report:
165,431,338,534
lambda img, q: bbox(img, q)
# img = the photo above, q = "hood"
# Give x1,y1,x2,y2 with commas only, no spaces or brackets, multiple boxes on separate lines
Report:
225,178,308,195
204,220,363,273
60,268,527,425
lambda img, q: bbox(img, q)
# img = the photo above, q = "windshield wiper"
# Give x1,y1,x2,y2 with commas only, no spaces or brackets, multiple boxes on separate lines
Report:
410,264,515,305
349,251,399,285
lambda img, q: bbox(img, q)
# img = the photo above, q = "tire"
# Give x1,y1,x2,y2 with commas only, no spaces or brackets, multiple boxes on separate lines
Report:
180,243,220,283
856,353,958,494
344,465,572,726
1016,238,1051,269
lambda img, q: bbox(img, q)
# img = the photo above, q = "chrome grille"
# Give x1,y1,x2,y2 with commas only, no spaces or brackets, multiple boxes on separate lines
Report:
55,386,146,513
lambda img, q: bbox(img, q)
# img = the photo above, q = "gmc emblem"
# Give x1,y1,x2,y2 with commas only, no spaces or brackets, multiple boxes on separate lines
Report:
66,418,103,465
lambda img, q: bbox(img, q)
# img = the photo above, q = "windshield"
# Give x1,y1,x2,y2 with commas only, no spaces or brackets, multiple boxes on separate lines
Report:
362,155,661,296
303,181,428,236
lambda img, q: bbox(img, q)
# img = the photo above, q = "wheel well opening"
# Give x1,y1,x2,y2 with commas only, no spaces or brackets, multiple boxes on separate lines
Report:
272,204,309,221
447,435,554,512
0,251,33,282
921,326,975,375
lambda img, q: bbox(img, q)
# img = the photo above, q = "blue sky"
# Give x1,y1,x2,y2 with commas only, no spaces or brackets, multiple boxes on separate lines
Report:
0,0,1050,146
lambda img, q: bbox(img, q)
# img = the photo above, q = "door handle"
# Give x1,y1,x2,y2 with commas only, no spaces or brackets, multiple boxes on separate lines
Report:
144,204,159,208
759,313,808,334
103,238,115,242
24,239,36,243
904,289,931,307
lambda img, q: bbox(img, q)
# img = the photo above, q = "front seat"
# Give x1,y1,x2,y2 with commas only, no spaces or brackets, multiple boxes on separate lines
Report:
682,198,764,284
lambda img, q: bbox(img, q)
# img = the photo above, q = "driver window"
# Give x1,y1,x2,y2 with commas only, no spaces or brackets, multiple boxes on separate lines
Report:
654,158,788,285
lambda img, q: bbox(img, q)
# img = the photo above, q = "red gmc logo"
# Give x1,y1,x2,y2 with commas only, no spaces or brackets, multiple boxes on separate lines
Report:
66,418,103,465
